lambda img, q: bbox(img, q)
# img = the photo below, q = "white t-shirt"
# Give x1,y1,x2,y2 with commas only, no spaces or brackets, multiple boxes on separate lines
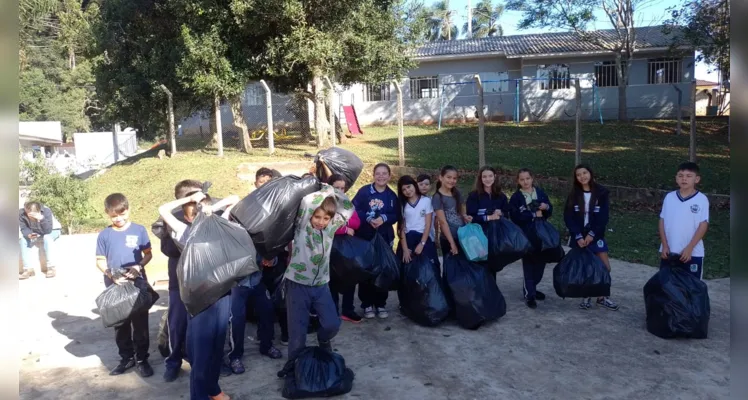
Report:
659,191,710,257
403,196,434,235
170,224,192,251
583,192,592,226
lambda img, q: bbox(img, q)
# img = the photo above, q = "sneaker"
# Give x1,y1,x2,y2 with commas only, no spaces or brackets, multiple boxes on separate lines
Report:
136,360,154,377
596,297,620,311
376,307,389,319
526,297,537,309
229,358,245,374
109,358,136,375
261,346,283,359
363,307,376,319
280,336,289,346
209,392,231,400
45,268,56,278
163,367,180,382
535,291,546,301
220,362,233,377
579,298,592,310
19,269,35,280
319,340,332,352
341,310,362,323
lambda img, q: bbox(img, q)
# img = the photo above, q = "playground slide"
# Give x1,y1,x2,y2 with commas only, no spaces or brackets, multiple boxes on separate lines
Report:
342,105,363,136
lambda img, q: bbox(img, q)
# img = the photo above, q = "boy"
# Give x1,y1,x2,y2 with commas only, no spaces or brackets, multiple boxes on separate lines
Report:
96,193,154,377
659,162,710,279
254,167,282,190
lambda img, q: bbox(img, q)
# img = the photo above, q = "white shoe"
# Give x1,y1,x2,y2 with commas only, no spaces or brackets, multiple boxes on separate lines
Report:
376,307,389,319
363,307,376,319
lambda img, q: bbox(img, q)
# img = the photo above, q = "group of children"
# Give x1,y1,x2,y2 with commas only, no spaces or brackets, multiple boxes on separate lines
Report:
92,159,708,400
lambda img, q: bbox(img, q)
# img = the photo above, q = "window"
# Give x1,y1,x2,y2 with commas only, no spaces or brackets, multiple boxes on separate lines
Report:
476,72,509,93
244,85,264,106
365,83,391,102
537,64,570,90
648,58,682,84
594,61,620,87
409,76,439,99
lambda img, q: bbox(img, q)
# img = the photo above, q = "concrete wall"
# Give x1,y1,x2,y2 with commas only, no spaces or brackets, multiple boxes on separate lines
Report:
73,131,138,167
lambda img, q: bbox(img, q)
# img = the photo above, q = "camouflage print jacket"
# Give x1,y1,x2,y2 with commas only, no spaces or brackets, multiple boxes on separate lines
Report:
284,184,354,286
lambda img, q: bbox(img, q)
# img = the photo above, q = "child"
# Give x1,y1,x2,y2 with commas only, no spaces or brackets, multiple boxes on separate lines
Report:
284,184,353,361
19,201,62,279
509,168,553,309
95,193,154,377
563,164,619,311
254,167,282,190
328,174,363,323
466,166,510,228
352,163,400,319
432,165,472,258
397,175,438,266
658,162,709,279
417,174,436,244
158,190,240,400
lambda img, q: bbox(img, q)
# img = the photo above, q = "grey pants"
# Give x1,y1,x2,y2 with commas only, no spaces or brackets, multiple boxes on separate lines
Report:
285,280,341,361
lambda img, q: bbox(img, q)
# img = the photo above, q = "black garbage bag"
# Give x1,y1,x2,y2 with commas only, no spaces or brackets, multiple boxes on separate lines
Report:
553,247,611,298
443,253,506,330
314,147,364,190
371,234,400,291
277,346,355,399
398,254,450,327
272,276,287,311
484,218,532,272
95,278,155,328
330,235,379,291
157,312,170,357
230,175,321,258
644,259,710,339
177,213,259,316
528,219,561,252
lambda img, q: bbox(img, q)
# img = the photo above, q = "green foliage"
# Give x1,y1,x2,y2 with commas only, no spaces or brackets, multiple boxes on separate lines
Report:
463,0,504,38
425,0,458,41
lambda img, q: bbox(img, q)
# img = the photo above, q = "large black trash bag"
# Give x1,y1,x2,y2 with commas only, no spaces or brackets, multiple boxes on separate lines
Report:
230,175,321,258
644,260,710,339
95,278,155,328
177,213,259,316
484,218,532,271
443,253,506,330
277,346,355,399
553,247,611,299
272,276,287,311
528,219,561,252
398,254,450,327
330,235,379,291
371,234,400,291
157,312,170,357
314,147,363,190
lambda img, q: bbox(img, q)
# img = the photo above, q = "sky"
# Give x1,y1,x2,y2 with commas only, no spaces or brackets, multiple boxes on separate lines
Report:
440,0,718,81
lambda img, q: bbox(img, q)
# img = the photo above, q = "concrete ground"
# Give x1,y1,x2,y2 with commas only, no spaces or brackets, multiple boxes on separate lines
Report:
19,234,730,400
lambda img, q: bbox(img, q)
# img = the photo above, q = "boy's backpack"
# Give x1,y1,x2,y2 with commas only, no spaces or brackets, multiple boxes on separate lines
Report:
277,346,355,399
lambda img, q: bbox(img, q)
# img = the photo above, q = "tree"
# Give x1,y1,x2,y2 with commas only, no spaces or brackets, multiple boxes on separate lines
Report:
463,0,504,38
426,0,458,41
506,0,659,121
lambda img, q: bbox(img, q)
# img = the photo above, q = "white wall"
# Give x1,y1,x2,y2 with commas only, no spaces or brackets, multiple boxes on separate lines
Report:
73,131,138,167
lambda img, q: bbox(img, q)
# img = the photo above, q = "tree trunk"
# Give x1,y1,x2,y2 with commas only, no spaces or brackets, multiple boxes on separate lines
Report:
213,95,224,156
68,47,76,70
312,73,328,149
230,95,252,153
158,84,177,155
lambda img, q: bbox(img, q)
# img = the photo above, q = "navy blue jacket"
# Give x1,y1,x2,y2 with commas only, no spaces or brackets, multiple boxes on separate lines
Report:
19,206,55,237
352,183,401,244
466,191,510,228
563,185,610,241
509,187,553,230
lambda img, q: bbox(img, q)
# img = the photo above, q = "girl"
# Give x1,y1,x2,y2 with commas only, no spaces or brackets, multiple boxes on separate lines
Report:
352,163,400,319
466,166,510,229
397,175,438,266
432,165,472,258
416,174,436,245
509,168,553,309
158,190,240,400
563,164,619,311
328,174,363,323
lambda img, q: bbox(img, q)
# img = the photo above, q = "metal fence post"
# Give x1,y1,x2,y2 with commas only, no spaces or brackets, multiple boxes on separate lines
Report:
323,76,336,147
690,80,697,162
474,74,485,168
259,80,274,155
214,94,224,157
112,123,120,163
393,80,405,167
574,78,582,165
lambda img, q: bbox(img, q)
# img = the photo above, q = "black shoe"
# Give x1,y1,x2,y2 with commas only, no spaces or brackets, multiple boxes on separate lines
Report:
136,360,154,377
526,297,538,309
110,358,136,375
535,291,546,301
163,367,180,382
319,340,332,352
261,346,283,359
220,362,233,377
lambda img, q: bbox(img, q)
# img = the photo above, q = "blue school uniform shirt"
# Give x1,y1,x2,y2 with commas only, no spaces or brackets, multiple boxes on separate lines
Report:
96,222,151,273
352,183,400,245
563,185,610,241
509,187,553,230
466,191,511,228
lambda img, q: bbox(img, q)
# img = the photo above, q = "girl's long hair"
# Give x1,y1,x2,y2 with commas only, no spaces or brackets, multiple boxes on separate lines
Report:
397,175,419,226
435,165,461,211
473,165,503,197
566,163,598,216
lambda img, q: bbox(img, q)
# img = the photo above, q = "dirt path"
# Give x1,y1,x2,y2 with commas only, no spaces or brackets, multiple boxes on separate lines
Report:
19,234,730,399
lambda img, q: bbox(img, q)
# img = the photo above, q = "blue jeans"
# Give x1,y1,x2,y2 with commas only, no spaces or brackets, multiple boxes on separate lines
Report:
228,282,275,359
188,295,230,399
20,230,61,270
285,280,340,361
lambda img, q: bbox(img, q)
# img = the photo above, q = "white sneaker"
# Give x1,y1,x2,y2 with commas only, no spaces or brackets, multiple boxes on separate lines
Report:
376,307,389,319
363,307,376,319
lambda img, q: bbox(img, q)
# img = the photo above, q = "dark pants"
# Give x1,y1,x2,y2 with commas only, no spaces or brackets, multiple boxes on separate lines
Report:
359,282,388,309
188,294,230,400
262,267,289,340
660,256,704,280
105,275,150,362
521,256,546,299
229,283,275,359
285,280,340,361
330,285,356,315
165,288,189,370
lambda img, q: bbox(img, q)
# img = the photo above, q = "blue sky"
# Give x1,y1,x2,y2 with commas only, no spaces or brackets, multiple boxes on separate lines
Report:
439,0,717,81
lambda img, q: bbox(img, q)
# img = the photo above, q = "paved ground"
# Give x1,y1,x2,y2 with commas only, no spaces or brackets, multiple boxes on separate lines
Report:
19,234,730,400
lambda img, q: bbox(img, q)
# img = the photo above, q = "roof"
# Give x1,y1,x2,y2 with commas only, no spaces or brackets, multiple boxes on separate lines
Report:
415,25,684,59
19,121,63,145
696,79,718,87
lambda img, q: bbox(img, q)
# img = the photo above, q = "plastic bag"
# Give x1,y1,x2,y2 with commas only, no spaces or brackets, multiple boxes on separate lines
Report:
552,247,611,298
177,213,259,316
330,235,379,291
314,147,364,190
485,218,532,271
398,254,449,327
644,262,710,339
458,223,489,262
371,234,400,291
528,219,561,252
278,346,355,399
443,253,506,330
157,312,170,357
95,278,155,328
230,175,321,258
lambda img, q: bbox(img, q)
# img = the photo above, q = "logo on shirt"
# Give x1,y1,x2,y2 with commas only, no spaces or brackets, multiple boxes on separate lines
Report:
367,198,385,220
125,235,139,249
690,204,700,214
597,239,605,248
420,209,426,217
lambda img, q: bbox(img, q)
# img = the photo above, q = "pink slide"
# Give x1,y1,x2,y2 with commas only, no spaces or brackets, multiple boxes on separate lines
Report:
342,105,363,136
